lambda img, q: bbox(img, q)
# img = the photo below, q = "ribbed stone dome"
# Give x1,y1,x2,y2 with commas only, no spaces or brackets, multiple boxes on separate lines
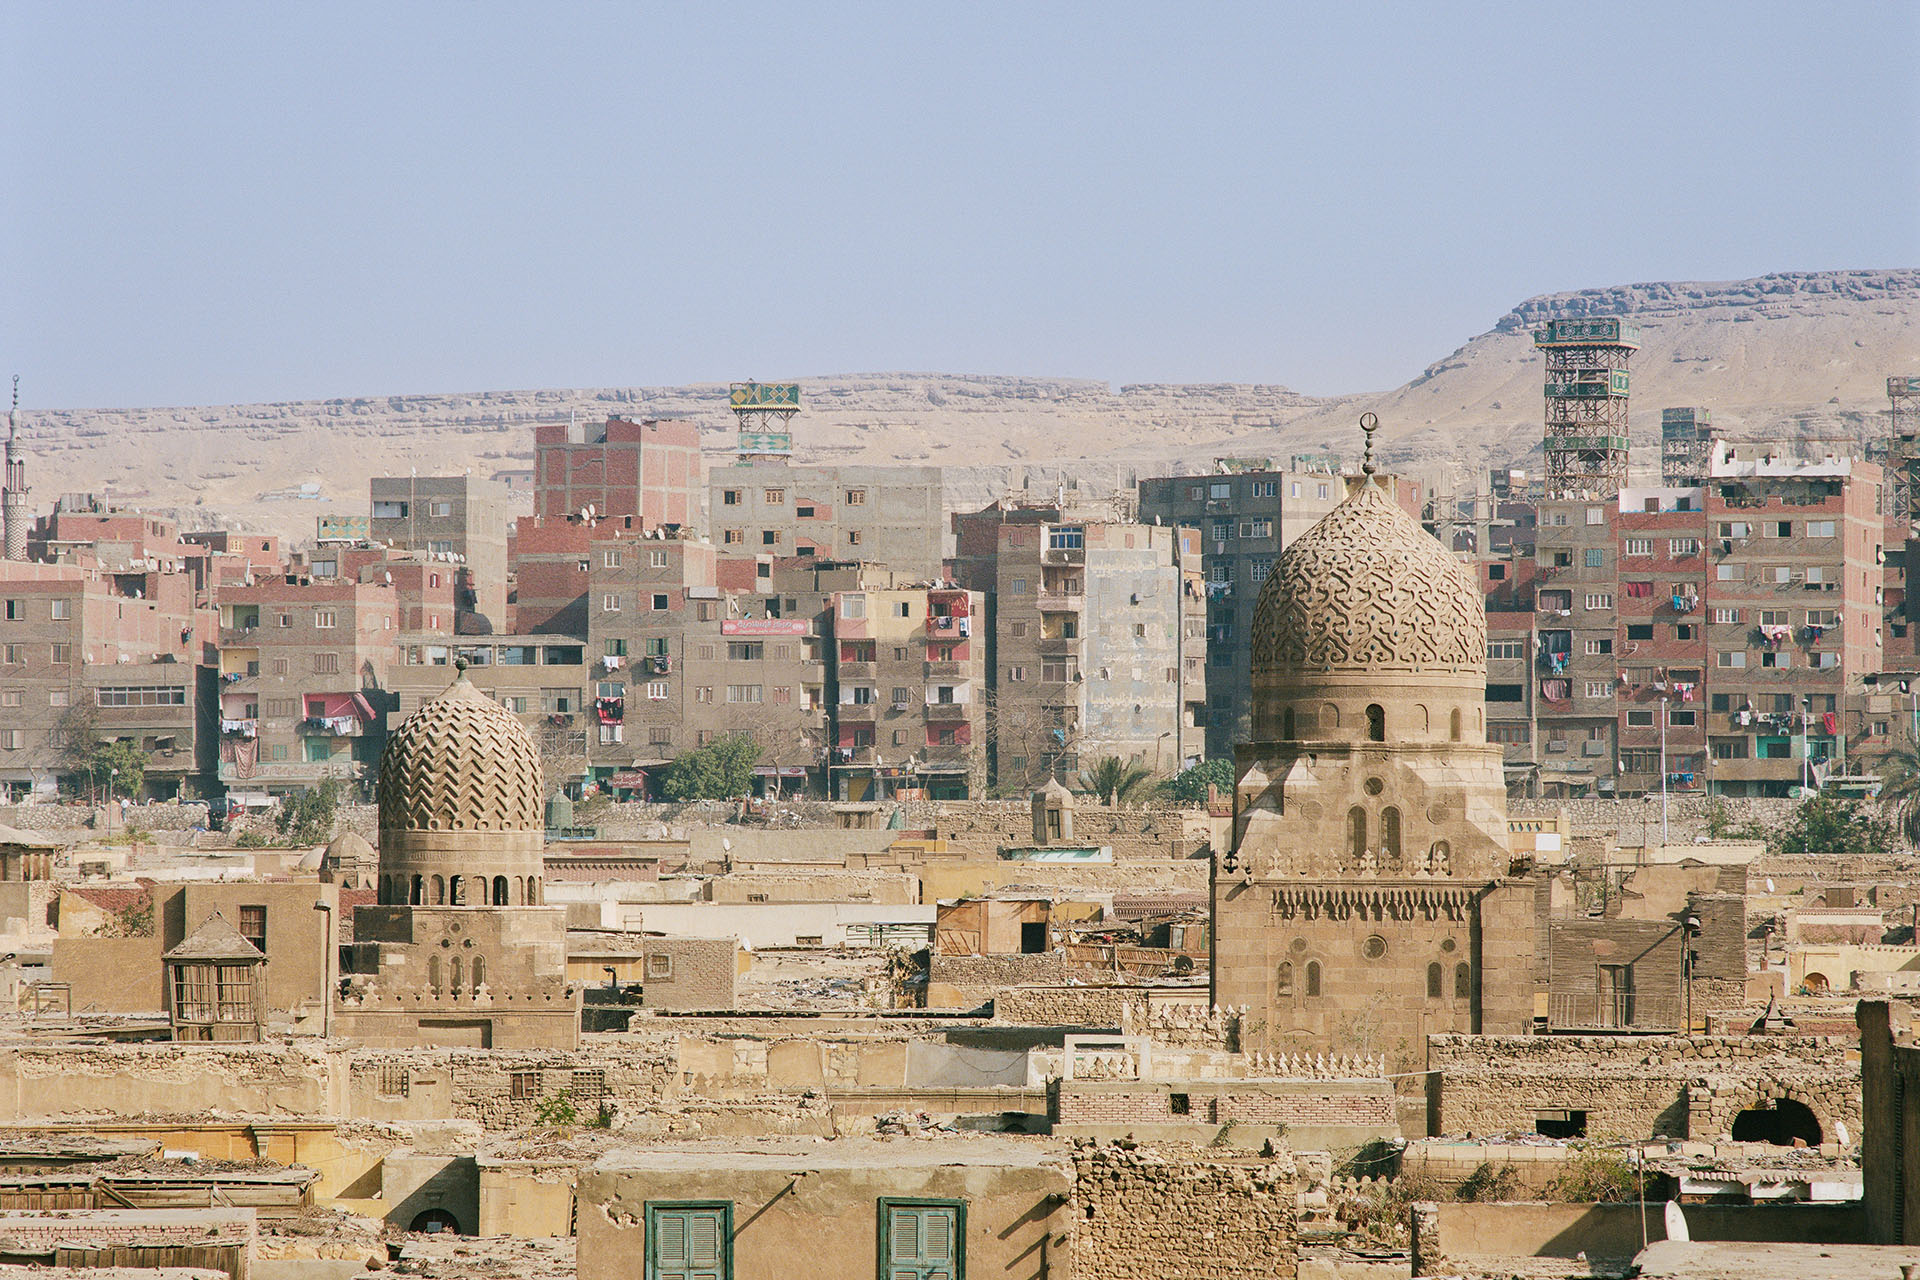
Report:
1249,475,1484,676
376,673,543,834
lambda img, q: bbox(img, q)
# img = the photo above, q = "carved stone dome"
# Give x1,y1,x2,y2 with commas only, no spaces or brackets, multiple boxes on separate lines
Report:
1250,475,1484,676
377,673,543,835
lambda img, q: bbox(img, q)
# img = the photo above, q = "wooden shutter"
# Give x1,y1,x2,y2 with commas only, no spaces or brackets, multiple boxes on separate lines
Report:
884,1201,961,1280
648,1204,728,1280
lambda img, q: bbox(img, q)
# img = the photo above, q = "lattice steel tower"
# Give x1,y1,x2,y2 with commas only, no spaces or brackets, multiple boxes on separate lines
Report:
728,381,800,461
1534,317,1639,499
1892,376,1920,526
1660,407,1712,488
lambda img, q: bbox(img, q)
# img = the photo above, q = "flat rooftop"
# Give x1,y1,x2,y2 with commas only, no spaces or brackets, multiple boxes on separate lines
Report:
592,1136,1072,1174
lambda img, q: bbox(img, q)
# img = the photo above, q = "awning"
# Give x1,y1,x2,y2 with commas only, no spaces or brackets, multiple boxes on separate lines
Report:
753,766,810,778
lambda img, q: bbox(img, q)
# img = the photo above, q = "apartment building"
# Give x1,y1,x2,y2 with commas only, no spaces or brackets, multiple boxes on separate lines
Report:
534,416,702,528
386,633,591,797
370,474,512,632
987,519,1205,787
708,460,945,580
829,584,987,800
214,579,399,796
0,560,216,801
1137,461,1344,756
1514,444,1884,798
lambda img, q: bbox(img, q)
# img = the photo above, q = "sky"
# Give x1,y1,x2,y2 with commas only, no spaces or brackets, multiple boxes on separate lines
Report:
4,2,1917,409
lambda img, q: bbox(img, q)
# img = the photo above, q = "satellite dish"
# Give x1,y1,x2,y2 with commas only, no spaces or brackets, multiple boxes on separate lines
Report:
721,838,731,852
1836,1120,1850,1146
1766,879,1776,893
1663,1201,1689,1243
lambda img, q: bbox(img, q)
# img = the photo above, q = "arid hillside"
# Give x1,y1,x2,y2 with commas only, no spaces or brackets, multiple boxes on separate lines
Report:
16,268,1915,542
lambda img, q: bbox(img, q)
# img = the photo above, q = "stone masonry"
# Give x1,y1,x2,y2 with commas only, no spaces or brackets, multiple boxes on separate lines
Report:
1068,1140,1297,1280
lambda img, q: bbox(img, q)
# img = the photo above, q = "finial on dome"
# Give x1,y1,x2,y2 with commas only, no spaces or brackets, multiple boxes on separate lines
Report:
454,657,469,675
1359,412,1379,476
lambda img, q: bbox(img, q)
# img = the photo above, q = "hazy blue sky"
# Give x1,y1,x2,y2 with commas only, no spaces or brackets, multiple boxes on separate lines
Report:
5,2,1916,408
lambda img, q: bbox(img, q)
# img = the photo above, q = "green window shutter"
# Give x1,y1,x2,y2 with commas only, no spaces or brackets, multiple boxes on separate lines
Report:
882,1201,962,1280
648,1204,729,1280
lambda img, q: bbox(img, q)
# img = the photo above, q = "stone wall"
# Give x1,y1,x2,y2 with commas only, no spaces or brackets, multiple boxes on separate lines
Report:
1428,1033,1860,1143
1056,1081,1395,1130
994,985,1141,1029
1510,796,1797,846
1069,1141,1298,1280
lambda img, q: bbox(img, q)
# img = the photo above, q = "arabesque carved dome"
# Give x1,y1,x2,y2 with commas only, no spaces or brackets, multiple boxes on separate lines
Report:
377,673,543,833
1249,476,1485,674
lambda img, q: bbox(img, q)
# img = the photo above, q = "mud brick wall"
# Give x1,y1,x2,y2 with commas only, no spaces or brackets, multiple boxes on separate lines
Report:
1069,1142,1297,1280
1428,1033,1859,1142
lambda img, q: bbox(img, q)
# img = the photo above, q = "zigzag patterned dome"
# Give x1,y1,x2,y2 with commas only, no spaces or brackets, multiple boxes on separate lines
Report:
1249,475,1484,675
377,672,543,834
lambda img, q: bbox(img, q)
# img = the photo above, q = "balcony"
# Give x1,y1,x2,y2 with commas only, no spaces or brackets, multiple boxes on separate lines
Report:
838,702,879,723
924,659,964,678
1041,546,1086,566
1547,991,1679,1032
1036,593,1084,613
1037,637,1081,658
298,715,365,737
925,701,970,722
839,661,878,681
925,614,973,639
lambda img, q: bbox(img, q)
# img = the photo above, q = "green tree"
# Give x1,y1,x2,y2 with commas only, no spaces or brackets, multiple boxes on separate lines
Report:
277,777,344,845
1771,793,1894,856
1079,756,1154,807
661,734,761,801
1163,758,1234,806
1875,747,1920,847
83,739,146,800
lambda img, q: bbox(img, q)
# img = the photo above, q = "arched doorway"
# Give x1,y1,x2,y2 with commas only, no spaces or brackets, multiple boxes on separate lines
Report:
1730,1098,1822,1147
409,1209,461,1234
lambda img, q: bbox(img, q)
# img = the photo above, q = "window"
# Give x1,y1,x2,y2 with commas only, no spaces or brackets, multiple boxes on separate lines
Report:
96,686,187,706
763,488,784,504
879,1200,963,1280
726,685,762,703
1584,549,1605,569
1626,624,1653,641
1,644,16,664
1584,681,1611,699
1761,651,1791,669
1712,737,1750,760
646,952,673,980
1583,638,1612,656
1585,593,1613,610
1488,563,1507,581
49,599,70,620
652,593,669,610
721,489,741,505
1670,710,1697,726
843,487,868,505
1488,641,1523,660
1317,483,1330,499
1047,526,1084,550
723,529,743,545
1717,521,1750,538
1585,507,1605,525
1712,608,1740,625
1,599,18,620
1766,520,1792,538
1718,651,1747,669
602,549,621,568
50,644,70,665
1716,564,1744,581
313,610,336,629
1487,722,1530,744
727,642,764,661
599,723,623,744
1624,539,1653,557
602,593,621,612
1807,520,1836,538
238,906,266,952
312,653,340,675
1239,519,1273,539
1626,710,1654,727
0,690,16,708
646,681,669,701
643,1203,732,1280
1249,557,1274,585
1549,551,1572,568
1211,520,1232,542
1253,480,1277,497
1486,683,1524,702
1670,538,1700,557
1806,566,1830,584
0,730,21,750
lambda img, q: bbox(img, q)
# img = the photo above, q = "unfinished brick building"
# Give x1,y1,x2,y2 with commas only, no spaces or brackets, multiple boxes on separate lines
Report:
1214,447,1536,1073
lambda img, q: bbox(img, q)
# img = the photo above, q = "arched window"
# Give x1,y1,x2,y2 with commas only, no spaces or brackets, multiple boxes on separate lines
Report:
450,876,465,907
1283,707,1296,739
1306,961,1321,997
1381,807,1402,858
1366,704,1385,742
430,875,444,905
427,954,441,994
1450,707,1464,741
409,875,423,906
1347,807,1367,857
1322,703,1340,730
1427,963,1443,999
472,956,486,995
530,877,541,905
449,957,463,996
1455,962,1471,1000
1277,961,1294,994
493,875,509,906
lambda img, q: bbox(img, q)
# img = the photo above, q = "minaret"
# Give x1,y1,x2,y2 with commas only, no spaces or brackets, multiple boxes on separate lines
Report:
2,376,26,561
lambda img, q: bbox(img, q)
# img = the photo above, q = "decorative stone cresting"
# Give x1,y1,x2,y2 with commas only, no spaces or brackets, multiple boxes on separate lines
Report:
1249,475,1485,673
376,674,543,834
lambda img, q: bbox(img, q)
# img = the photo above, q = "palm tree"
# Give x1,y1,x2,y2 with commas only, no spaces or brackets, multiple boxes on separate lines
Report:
1079,756,1154,807
1876,747,1920,847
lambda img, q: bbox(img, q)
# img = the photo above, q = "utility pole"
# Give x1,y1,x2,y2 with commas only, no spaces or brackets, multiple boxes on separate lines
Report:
1659,692,1670,847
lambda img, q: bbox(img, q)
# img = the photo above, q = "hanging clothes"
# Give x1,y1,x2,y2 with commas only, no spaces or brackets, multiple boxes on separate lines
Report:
1823,712,1839,736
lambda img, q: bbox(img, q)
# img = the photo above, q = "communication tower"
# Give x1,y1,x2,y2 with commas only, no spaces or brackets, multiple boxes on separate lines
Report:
1534,317,1638,499
1892,376,1920,526
1660,407,1712,487
729,382,800,461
